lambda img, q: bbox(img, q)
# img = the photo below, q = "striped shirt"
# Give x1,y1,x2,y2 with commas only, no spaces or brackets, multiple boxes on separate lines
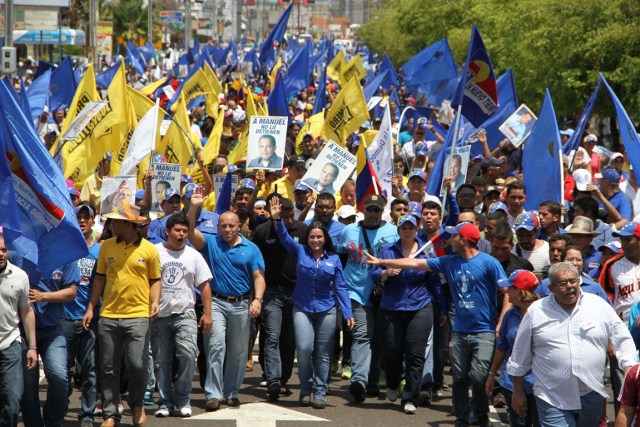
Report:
507,291,637,410
609,257,640,323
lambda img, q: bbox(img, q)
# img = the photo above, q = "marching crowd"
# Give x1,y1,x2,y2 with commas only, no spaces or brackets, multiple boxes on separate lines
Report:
4,51,640,427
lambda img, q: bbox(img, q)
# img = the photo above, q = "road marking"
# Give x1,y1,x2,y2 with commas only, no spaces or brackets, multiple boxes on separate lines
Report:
489,404,506,427
188,402,329,427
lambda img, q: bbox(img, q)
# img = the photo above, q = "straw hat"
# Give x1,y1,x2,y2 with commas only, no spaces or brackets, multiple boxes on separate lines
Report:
102,200,147,224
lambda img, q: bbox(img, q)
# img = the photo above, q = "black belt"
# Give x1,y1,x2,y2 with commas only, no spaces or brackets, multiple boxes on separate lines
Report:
212,291,251,302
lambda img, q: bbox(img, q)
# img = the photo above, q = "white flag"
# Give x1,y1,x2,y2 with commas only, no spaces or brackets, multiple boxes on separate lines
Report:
120,99,160,176
367,104,393,199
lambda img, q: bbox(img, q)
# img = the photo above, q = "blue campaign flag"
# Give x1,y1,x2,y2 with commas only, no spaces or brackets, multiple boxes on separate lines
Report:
35,60,54,79
26,69,51,122
95,60,121,89
0,79,87,274
470,69,519,158
312,69,327,115
600,74,640,179
451,25,499,127
267,72,290,119
243,49,260,76
284,42,311,97
230,39,239,65
19,80,33,129
2,76,19,103
126,41,146,75
522,89,562,210
258,2,293,72
139,41,156,62
363,70,388,101
215,172,234,215
379,53,399,88
562,80,601,156
48,56,77,112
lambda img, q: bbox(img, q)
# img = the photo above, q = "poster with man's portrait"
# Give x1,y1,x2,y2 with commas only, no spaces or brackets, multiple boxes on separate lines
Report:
440,145,471,197
151,163,181,212
301,141,357,196
246,116,288,171
101,176,137,214
499,104,537,147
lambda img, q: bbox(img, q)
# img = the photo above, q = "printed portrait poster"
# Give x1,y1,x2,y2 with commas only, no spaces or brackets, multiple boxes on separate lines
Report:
100,176,136,214
499,104,538,148
246,116,288,171
151,163,181,212
61,101,109,141
301,141,357,196
440,145,471,197
213,174,239,206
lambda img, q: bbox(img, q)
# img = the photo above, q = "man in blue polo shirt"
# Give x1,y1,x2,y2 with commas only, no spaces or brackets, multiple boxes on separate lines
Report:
14,256,79,427
304,192,344,247
187,187,265,411
592,168,632,230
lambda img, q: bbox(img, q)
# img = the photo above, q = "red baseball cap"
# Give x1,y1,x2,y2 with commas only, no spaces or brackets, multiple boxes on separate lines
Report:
498,270,539,292
445,222,480,245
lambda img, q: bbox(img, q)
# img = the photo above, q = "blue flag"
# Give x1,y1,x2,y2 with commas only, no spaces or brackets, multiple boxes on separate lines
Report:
26,69,51,122
312,69,327,115
0,79,87,274
49,56,77,112
139,41,156,62
215,172,233,215
35,60,54,79
267,72,290,119
522,89,562,210
284,42,311,97
126,41,146,75
96,60,121,89
600,74,640,178
562,80,601,156
470,69,519,158
451,25,498,127
363,70,388,101
379,53,399,89
259,2,293,72
19,80,33,129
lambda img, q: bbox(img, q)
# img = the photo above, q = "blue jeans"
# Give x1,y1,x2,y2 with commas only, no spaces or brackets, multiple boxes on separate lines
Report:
262,289,295,388
150,310,198,409
449,332,496,426
0,340,24,427
350,300,380,387
98,317,150,422
536,391,603,427
293,306,336,400
203,297,250,400
62,319,98,421
22,324,68,427
422,315,435,388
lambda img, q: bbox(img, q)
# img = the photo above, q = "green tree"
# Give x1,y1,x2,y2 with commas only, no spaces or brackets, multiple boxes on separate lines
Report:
110,0,151,43
360,0,640,120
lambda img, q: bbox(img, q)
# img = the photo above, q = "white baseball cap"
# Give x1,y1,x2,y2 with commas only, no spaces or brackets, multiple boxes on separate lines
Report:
573,169,592,192
337,205,357,219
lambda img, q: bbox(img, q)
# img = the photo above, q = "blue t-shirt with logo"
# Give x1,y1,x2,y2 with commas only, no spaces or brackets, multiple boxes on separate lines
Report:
64,242,101,320
427,252,506,333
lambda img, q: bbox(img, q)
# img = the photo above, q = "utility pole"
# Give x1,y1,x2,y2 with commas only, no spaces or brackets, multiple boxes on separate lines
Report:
235,0,242,41
148,0,153,46
89,0,98,65
4,0,13,47
185,0,192,49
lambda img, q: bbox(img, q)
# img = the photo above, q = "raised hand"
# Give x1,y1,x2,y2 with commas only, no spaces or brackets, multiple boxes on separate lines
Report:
269,196,282,220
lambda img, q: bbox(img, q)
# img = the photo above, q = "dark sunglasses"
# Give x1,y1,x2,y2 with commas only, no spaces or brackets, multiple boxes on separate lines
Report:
366,207,382,213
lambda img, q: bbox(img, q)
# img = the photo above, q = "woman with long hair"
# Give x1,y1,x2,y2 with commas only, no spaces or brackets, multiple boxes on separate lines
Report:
269,197,354,409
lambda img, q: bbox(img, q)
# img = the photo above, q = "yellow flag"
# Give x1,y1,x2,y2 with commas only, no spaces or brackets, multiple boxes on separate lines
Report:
327,50,346,82
296,112,324,154
269,56,282,88
339,54,368,87
227,89,258,165
203,61,223,95
139,76,167,96
170,68,216,113
360,130,379,148
321,78,369,146
157,93,198,168
191,107,223,186
108,64,138,176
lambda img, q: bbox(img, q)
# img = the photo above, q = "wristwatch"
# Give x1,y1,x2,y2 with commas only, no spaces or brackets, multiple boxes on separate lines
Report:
254,297,264,304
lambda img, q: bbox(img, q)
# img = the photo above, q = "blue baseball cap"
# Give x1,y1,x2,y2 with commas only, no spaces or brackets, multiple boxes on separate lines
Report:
294,179,309,192
415,142,428,157
181,174,193,184
408,170,426,182
514,212,540,231
240,178,256,190
613,221,640,238
598,241,622,254
74,205,95,219
161,187,180,203
397,215,418,228
489,201,507,214
408,201,422,218
181,183,199,199
601,168,622,183
135,189,145,200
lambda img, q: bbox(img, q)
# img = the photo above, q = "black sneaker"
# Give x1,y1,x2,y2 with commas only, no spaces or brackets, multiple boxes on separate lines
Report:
418,388,432,406
267,383,280,401
366,385,380,397
349,381,366,403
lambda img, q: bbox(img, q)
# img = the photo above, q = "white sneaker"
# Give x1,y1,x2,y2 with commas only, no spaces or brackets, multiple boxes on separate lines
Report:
386,388,398,402
403,402,417,414
154,406,170,418
177,406,192,417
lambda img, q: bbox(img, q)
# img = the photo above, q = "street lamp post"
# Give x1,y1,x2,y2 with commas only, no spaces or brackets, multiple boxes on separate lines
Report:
185,0,192,49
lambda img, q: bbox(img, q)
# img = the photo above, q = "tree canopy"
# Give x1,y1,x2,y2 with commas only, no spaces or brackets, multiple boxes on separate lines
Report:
359,0,640,120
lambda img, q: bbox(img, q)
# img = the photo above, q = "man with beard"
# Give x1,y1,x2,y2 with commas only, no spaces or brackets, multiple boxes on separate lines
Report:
305,193,345,248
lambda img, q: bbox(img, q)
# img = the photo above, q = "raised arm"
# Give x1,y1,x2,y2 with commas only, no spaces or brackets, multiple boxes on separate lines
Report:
363,250,431,271
187,187,207,251
269,197,302,255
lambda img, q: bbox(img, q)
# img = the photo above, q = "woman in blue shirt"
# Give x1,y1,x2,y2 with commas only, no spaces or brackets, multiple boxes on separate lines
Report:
485,270,540,427
371,215,448,415
269,197,354,409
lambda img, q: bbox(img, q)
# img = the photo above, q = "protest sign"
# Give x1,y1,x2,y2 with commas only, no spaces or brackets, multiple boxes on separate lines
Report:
246,116,288,171
150,163,181,212
499,104,537,147
101,176,136,214
301,141,357,196
61,100,109,141
441,145,471,196
213,174,239,206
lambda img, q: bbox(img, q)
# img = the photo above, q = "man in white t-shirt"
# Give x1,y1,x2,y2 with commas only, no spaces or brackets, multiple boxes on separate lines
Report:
151,212,213,418
513,212,550,278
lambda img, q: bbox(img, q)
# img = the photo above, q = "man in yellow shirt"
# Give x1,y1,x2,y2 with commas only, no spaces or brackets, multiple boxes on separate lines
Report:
271,155,306,201
80,152,112,215
83,200,161,427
